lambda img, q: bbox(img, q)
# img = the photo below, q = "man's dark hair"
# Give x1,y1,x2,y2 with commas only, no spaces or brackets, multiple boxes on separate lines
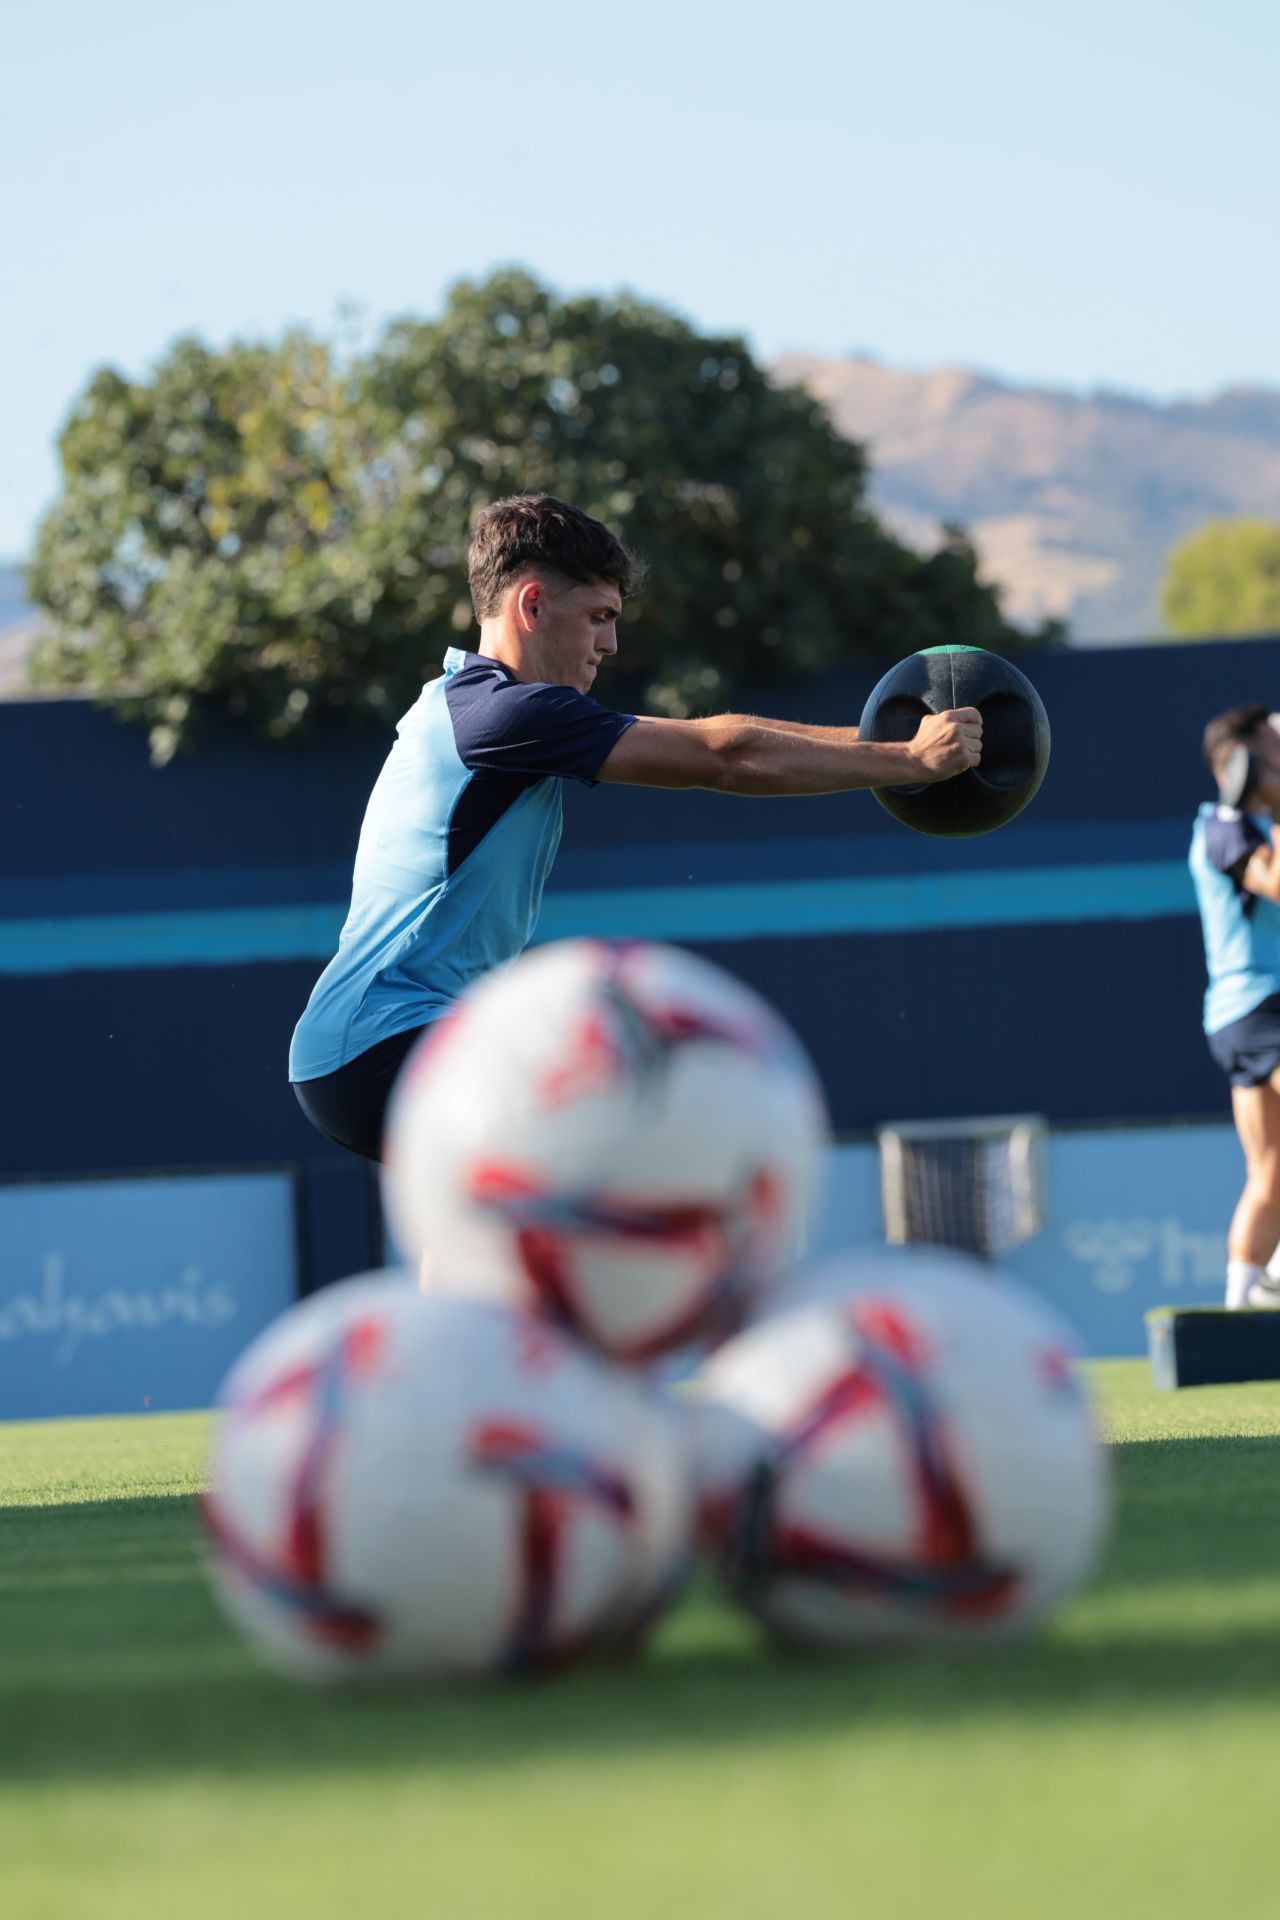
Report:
467,495,642,619
1203,704,1272,771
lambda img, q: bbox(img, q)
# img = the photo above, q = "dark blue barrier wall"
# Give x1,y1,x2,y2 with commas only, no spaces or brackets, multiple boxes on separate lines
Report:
4,634,1277,1293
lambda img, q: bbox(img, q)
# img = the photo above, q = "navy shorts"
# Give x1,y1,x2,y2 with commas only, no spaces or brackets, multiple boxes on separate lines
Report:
292,1025,427,1162
1207,993,1280,1088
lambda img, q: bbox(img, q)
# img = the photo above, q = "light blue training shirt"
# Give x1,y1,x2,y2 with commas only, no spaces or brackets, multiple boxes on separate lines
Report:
1189,800,1280,1034
289,648,635,1081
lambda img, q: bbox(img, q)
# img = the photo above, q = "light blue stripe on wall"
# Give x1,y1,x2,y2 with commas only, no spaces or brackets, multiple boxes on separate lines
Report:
0,859,1196,976
536,860,1194,943
0,904,348,975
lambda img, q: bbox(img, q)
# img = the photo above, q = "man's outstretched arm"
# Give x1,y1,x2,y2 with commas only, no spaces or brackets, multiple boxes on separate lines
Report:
741,718,864,744
598,708,981,796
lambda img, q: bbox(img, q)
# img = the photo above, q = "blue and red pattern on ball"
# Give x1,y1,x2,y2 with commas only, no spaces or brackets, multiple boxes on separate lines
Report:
718,1300,1021,1622
469,1160,781,1362
468,1419,639,1672
536,942,796,1111
202,1317,389,1651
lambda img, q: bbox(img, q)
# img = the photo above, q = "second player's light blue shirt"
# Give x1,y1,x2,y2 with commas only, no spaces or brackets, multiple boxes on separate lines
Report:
289,649,635,1081
1189,800,1280,1034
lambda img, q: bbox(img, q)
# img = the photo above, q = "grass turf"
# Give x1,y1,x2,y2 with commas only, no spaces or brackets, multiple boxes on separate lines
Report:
5,1363,1280,1920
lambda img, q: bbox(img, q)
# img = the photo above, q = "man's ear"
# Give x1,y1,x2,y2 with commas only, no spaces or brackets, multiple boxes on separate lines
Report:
515,580,541,631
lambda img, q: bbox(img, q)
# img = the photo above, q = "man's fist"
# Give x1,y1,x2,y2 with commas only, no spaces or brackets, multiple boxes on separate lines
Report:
909,708,983,781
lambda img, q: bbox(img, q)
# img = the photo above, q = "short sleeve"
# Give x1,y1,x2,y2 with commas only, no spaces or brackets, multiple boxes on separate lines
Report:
447,675,636,787
1204,808,1266,879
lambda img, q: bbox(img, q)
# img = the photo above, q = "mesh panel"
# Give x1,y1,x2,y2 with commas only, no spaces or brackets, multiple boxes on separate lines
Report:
877,1116,1046,1259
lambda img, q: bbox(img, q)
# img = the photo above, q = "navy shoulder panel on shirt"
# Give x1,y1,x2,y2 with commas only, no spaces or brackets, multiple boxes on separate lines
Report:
1204,807,1266,880
445,767,542,879
445,661,635,786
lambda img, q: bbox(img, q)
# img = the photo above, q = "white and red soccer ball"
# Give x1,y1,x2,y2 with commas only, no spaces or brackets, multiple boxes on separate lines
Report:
693,1249,1110,1647
381,940,831,1363
202,1275,693,1683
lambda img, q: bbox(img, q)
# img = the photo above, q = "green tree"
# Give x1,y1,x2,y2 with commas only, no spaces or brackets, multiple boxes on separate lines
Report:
1161,518,1280,640
28,269,1032,759
27,333,449,762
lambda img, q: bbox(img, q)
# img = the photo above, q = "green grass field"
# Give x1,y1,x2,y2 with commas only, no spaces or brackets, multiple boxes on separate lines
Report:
5,1363,1280,1920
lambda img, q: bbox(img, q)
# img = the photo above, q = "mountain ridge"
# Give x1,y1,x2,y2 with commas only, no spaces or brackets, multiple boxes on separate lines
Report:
772,355,1280,640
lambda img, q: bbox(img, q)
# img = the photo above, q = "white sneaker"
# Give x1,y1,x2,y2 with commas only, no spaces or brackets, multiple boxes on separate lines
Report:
1227,1273,1280,1310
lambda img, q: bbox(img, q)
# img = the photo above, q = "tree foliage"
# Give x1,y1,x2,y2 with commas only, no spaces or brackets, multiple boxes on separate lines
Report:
27,334,445,761
29,269,1032,759
1161,518,1280,642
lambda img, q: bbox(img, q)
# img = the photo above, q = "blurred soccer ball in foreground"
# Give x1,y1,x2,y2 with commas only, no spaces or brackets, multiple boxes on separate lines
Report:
382,940,831,1363
202,1274,692,1683
694,1251,1109,1647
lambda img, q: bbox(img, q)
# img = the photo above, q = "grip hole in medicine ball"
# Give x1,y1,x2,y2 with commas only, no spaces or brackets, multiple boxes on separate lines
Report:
858,646,1051,838
971,691,1037,792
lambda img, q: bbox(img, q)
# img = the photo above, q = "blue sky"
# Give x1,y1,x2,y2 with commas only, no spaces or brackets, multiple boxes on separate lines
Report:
5,0,1278,558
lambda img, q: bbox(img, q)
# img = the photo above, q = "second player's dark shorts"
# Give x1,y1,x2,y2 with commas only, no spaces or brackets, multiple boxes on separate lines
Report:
1207,993,1280,1088
292,1025,428,1162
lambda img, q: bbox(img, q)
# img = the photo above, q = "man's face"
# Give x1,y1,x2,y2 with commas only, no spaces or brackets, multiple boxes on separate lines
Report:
521,576,621,693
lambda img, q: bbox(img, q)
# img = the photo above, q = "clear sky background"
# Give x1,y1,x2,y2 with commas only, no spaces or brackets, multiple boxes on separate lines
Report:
5,0,1277,558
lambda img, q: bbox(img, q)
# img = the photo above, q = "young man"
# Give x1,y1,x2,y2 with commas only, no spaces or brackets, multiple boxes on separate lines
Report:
290,494,982,1161
1191,706,1280,1308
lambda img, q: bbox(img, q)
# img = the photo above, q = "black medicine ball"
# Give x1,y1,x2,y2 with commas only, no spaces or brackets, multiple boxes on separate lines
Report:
858,645,1051,838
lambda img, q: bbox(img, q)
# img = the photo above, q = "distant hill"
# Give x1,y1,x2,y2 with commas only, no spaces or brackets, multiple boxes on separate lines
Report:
772,356,1280,641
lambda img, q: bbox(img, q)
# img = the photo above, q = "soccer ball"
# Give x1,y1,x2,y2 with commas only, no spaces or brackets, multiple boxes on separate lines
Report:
693,1251,1109,1646
202,1273,693,1683
381,940,830,1363
759,1241,1000,1319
